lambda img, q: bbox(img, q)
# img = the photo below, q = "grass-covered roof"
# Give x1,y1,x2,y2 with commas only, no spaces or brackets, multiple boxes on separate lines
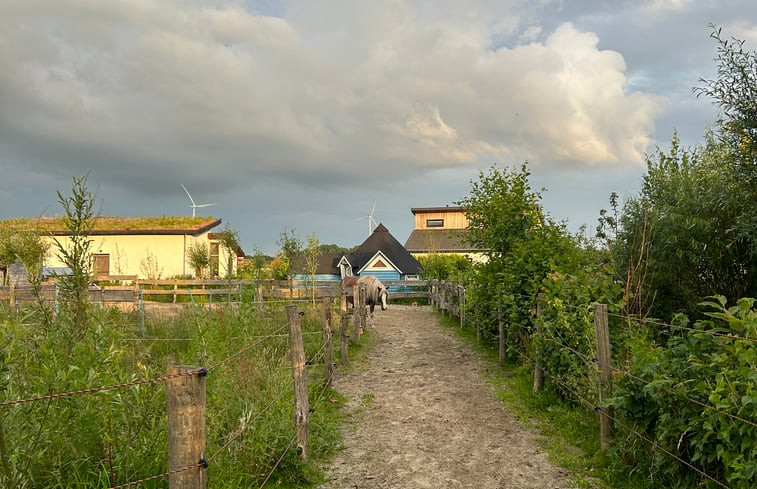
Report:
0,216,221,235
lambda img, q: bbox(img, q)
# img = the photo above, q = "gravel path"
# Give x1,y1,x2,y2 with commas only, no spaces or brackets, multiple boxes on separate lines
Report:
319,305,574,489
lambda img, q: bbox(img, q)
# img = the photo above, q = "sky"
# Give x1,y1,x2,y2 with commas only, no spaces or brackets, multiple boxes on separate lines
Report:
2,1,756,255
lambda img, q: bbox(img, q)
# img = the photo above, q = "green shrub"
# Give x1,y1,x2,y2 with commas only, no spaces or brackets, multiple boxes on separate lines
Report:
608,296,757,488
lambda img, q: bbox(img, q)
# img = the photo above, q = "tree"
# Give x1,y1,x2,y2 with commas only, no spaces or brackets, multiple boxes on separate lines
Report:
694,25,757,184
216,225,241,279
187,242,210,279
457,163,543,259
304,233,320,305
615,131,756,318
277,228,302,300
417,254,471,281
54,175,98,339
457,163,583,354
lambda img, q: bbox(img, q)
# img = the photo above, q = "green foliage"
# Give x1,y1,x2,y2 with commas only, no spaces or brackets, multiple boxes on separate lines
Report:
216,225,241,278
304,233,320,305
0,300,346,488
695,25,757,184
458,163,543,259
615,132,756,318
187,242,210,279
277,228,303,278
277,228,303,300
608,297,757,488
54,175,98,341
458,163,603,357
417,254,471,282
0,224,49,287
238,247,273,280
535,266,623,402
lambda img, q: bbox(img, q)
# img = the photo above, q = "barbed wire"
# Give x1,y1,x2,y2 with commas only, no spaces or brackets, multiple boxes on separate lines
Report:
511,348,729,489
608,312,757,343
207,378,296,463
612,367,757,429
0,368,204,408
108,460,206,489
256,433,298,489
540,335,597,367
207,321,291,372
118,338,192,342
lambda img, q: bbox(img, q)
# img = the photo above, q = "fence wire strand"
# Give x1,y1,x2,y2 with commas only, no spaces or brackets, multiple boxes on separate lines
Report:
608,312,757,343
257,433,298,489
511,348,729,489
207,378,296,463
0,368,204,408
207,320,291,372
108,461,205,489
612,367,757,429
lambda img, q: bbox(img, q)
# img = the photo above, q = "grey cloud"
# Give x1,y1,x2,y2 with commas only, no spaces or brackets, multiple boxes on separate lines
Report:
3,0,753,252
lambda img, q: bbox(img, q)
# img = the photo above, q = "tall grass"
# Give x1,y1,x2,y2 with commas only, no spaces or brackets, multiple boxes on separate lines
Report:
0,298,345,488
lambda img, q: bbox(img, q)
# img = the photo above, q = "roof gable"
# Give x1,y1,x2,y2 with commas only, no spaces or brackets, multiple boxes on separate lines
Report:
349,223,421,275
357,250,402,275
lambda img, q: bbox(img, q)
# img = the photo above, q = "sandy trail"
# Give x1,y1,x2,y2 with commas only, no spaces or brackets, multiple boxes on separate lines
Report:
319,305,574,489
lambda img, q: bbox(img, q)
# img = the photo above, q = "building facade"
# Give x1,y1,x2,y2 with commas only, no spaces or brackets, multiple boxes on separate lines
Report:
1,216,242,280
404,206,486,262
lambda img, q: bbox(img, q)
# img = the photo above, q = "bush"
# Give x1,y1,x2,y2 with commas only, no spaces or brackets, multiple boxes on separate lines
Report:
608,297,757,488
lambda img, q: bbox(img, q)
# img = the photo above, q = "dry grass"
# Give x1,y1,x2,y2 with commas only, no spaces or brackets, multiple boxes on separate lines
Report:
1,215,218,232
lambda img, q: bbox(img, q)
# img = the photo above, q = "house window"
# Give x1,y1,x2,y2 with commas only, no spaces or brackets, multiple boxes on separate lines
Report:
209,243,220,278
405,275,419,280
426,219,444,227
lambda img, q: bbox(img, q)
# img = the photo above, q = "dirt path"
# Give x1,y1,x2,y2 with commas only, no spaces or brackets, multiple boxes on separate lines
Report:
320,305,574,489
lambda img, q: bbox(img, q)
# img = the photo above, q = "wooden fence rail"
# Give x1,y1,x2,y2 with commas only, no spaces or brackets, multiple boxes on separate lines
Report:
1,279,430,307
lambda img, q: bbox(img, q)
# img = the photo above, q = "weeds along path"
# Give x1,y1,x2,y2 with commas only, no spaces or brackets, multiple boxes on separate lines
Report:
320,305,574,489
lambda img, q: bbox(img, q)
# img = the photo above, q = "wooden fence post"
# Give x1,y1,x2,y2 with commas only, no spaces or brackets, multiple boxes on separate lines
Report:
340,287,349,365
8,282,15,309
167,365,207,489
533,294,545,393
351,285,360,344
287,305,309,459
321,298,334,387
498,298,506,364
593,303,614,450
358,283,367,332
459,285,465,327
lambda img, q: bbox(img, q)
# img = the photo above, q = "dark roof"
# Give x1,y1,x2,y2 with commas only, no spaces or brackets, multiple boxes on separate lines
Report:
316,224,422,275
349,223,421,274
315,252,345,275
410,206,467,214
404,228,478,253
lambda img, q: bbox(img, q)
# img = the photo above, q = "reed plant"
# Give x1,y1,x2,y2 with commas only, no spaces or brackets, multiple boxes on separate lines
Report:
0,297,345,488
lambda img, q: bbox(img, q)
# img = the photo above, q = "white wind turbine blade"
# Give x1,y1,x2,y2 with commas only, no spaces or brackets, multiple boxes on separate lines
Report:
368,201,377,233
181,184,216,217
181,184,196,206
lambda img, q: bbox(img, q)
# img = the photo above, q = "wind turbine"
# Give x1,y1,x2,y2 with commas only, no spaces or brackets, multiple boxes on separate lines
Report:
181,184,216,217
355,201,378,236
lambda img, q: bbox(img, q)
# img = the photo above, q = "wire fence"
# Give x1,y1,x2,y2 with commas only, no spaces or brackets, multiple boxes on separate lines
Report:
428,280,754,489
0,292,364,489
